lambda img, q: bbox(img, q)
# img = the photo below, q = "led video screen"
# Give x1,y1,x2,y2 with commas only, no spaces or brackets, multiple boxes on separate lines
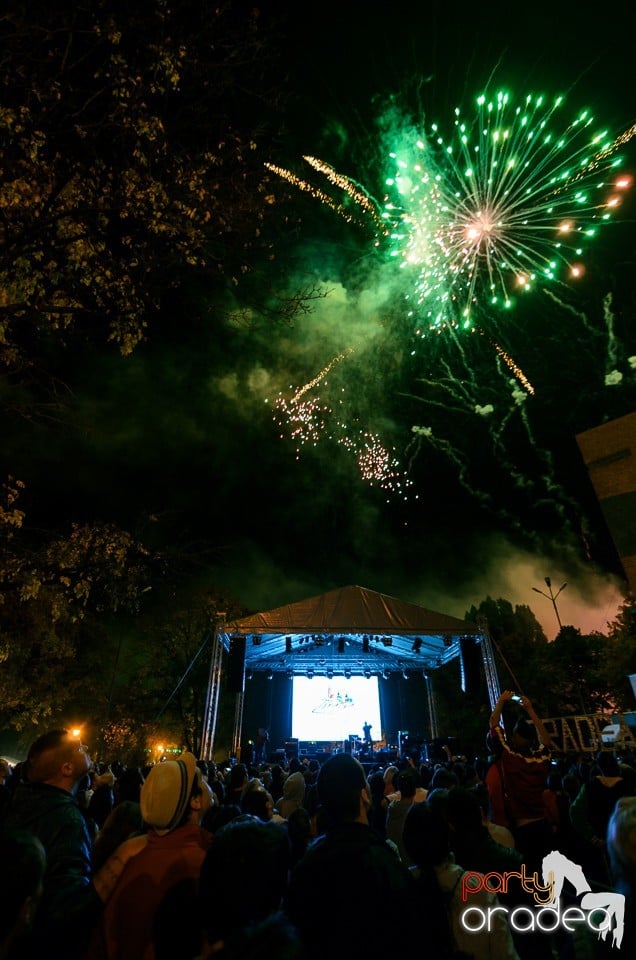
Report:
291,675,381,742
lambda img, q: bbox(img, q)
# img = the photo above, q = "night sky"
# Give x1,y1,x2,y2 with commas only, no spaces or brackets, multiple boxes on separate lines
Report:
6,1,636,639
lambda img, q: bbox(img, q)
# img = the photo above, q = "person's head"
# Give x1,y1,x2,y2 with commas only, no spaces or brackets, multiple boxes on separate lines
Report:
0,828,46,954
213,911,305,960
383,765,399,796
316,753,370,826
202,803,242,835
561,773,580,801
426,787,450,821
607,796,636,897
471,781,493,821
240,780,274,821
198,817,291,947
395,768,418,801
116,765,144,803
92,801,144,871
227,763,249,795
286,806,312,866
403,801,451,868
25,729,91,792
429,766,459,791
282,771,306,805
196,759,209,781
595,751,621,777
140,752,212,834
367,770,387,803
0,759,11,785
510,718,538,754
444,786,483,835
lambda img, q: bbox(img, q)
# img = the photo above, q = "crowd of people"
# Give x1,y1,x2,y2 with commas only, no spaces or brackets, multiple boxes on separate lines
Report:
0,691,635,960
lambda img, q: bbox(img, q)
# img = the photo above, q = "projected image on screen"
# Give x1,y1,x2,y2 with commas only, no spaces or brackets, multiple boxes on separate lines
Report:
291,676,382,742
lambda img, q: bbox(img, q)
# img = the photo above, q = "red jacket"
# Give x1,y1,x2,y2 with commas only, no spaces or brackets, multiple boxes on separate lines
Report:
87,823,211,960
489,723,551,824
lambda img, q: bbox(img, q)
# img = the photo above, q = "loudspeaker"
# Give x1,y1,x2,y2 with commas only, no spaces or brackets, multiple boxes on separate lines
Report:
226,636,246,693
459,635,482,695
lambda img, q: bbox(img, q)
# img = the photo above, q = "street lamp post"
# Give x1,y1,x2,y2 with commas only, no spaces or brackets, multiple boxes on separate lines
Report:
532,576,567,631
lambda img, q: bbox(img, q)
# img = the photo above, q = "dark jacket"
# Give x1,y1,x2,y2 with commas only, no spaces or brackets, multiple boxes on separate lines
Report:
285,821,416,959
3,780,102,958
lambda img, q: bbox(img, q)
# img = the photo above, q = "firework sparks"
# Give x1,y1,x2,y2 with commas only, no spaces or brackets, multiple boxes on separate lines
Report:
489,340,535,395
263,86,635,528
384,90,633,332
337,426,415,499
271,353,350,456
301,156,387,233
271,351,415,498
291,350,353,401
264,161,376,231
265,90,633,340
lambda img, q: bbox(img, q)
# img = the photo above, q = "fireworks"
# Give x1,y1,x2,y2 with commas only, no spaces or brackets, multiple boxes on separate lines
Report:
271,353,415,499
264,159,379,232
266,90,633,337
383,90,633,332
263,85,635,521
336,426,415,499
271,353,350,456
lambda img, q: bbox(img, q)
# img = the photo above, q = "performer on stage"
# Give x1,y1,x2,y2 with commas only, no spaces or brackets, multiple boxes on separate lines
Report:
255,726,269,764
362,721,373,754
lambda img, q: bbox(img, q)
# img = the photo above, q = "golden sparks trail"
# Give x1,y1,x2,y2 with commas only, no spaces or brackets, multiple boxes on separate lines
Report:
491,340,535,395
272,351,353,456
302,156,387,233
264,162,368,228
292,349,353,401
272,350,415,498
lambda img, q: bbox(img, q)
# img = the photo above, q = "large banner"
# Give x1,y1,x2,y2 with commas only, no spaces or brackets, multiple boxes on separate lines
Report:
541,714,636,754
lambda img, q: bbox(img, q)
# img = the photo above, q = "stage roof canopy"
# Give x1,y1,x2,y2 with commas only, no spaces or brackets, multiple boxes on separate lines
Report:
223,584,481,676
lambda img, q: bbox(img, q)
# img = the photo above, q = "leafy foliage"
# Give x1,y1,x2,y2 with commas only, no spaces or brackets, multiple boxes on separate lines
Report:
104,590,245,757
0,0,285,363
0,478,156,731
0,0,293,746
440,594,636,757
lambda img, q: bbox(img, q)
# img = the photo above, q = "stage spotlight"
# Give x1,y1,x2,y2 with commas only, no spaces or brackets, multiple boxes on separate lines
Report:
285,669,293,679
402,670,409,680
266,670,273,681
307,669,314,680
245,669,253,681
344,669,352,679
364,668,371,679
382,669,390,680
326,669,334,679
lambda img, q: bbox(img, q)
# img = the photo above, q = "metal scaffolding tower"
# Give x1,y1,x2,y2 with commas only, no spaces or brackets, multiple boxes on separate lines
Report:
476,616,501,710
200,620,225,760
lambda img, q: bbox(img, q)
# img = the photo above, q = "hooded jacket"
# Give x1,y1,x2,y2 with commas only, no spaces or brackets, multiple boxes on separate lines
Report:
277,771,306,820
